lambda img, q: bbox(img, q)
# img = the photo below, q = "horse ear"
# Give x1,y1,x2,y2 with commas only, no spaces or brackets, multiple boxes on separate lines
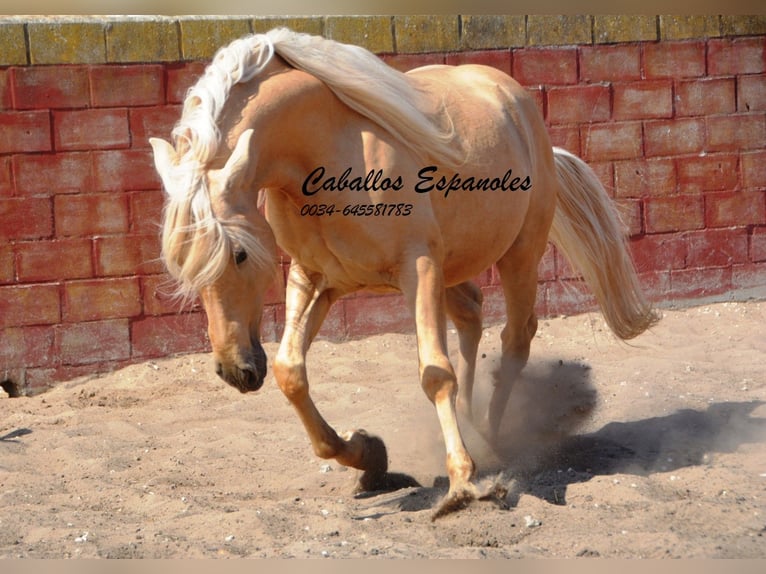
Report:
222,129,255,187
149,137,177,186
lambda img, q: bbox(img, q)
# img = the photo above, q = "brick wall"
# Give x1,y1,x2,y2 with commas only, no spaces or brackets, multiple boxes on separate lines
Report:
1,15,765,393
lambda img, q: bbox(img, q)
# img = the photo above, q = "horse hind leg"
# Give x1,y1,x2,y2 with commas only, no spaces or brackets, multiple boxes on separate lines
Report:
445,281,483,425
483,245,542,448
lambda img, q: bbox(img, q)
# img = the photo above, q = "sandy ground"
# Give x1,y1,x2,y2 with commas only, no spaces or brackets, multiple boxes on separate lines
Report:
1,299,765,559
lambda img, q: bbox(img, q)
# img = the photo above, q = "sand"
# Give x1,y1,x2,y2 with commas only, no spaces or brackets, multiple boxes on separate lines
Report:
1,300,764,558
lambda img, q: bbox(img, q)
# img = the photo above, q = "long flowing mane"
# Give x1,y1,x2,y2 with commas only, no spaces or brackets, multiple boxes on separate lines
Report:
160,28,464,298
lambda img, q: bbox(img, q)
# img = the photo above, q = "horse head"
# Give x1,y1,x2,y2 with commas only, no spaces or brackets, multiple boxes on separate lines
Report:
150,129,278,393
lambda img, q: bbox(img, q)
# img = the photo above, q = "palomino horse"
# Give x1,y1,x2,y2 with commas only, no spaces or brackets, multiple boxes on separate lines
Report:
150,28,657,518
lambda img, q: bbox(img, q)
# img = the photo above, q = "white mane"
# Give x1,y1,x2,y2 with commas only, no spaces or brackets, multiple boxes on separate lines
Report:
160,28,463,297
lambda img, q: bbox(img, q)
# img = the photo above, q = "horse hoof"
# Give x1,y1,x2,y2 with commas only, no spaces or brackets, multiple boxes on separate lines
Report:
345,430,389,494
431,486,477,521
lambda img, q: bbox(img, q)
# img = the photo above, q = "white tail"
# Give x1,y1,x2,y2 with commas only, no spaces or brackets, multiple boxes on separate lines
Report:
549,147,659,339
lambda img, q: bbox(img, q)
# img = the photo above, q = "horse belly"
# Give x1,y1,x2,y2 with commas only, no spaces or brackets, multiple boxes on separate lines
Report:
437,190,529,287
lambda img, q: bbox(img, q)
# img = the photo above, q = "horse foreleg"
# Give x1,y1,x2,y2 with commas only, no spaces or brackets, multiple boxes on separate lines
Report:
445,282,483,425
403,255,478,519
272,264,389,492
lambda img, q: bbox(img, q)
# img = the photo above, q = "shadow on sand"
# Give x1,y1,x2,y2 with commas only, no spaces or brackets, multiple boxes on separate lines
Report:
356,360,766,515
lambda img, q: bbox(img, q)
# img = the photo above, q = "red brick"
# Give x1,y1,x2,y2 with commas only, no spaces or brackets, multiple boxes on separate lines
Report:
752,227,766,262
644,41,706,79
579,44,641,83
0,157,11,197
732,262,766,291
644,118,705,157
669,266,732,300
53,193,128,237
130,313,209,358
479,283,518,324
554,248,580,280
306,298,343,341
536,283,549,319
0,243,13,283
262,272,285,307
675,78,736,117
166,62,207,104
548,126,582,156
62,277,142,323
546,279,598,317
13,152,93,196
581,121,643,162
685,227,749,268
590,161,614,195
381,53,445,73
16,238,93,282
630,233,688,273
92,149,161,192
0,197,53,240
12,66,90,110
128,190,165,233
129,105,182,147
615,198,642,236
537,243,556,281
90,65,165,107
705,191,766,228
708,37,766,76
613,81,673,121
677,154,739,193
706,114,766,152
256,301,281,343
94,234,163,276
635,269,671,304
738,75,766,113
53,108,130,151
0,325,54,367
742,151,766,190
644,195,704,233
55,318,131,364
525,86,545,119
547,84,611,125
512,47,578,86
0,69,11,110
54,193,129,237
0,111,52,154
0,284,60,328
615,158,676,198
343,293,412,337
141,273,199,315
445,50,511,74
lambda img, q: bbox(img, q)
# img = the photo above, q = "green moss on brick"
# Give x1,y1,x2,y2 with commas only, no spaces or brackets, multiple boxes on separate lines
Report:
721,15,766,37
460,15,525,49
0,22,28,66
595,15,658,44
252,17,324,37
28,21,106,65
394,15,459,53
180,17,252,61
106,18,180,63
528,15,592,46
660,15,721,40
325,16,393,53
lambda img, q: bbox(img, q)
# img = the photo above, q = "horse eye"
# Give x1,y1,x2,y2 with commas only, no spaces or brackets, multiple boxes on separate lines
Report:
234,250,248,265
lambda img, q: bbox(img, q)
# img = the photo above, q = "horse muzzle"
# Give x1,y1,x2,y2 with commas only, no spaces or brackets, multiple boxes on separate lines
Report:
214,343,268,393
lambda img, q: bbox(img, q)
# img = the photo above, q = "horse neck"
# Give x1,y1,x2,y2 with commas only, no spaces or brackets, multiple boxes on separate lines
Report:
227,62,348,202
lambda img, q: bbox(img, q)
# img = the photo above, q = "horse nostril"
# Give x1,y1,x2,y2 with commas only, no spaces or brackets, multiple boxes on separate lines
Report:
242,365,264,391
215,362,224,378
